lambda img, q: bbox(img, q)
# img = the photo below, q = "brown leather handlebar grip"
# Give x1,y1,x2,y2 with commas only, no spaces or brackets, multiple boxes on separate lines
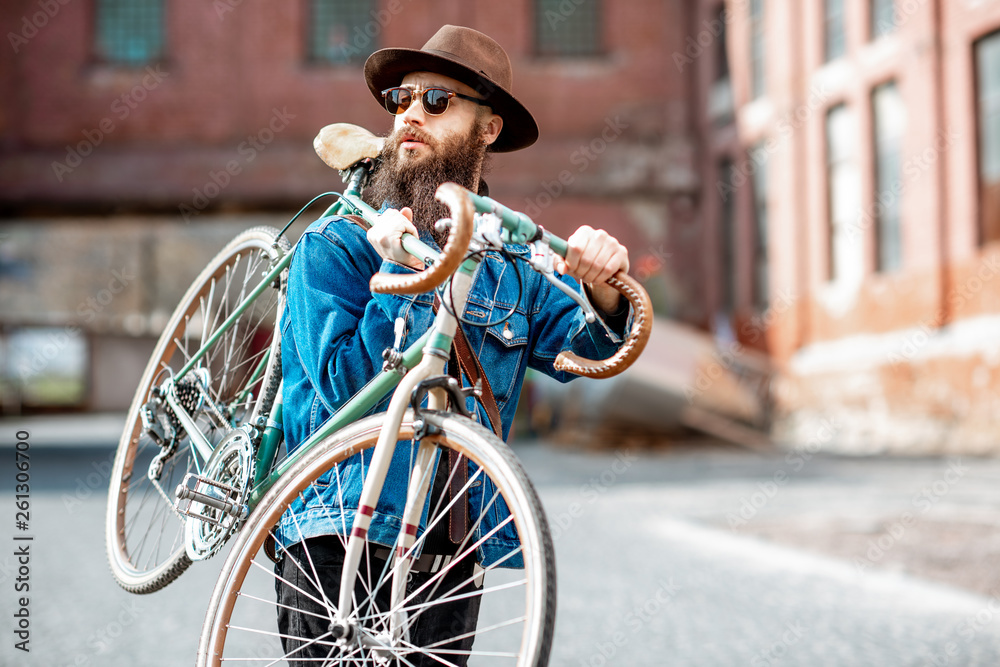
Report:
369,182,474,295
553,271,653,379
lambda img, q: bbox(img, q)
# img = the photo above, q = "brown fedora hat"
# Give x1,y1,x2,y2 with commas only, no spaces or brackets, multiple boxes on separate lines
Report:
364,25,538,153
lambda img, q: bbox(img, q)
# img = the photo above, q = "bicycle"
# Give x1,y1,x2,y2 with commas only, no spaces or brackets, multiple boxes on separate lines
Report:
104,123,652,666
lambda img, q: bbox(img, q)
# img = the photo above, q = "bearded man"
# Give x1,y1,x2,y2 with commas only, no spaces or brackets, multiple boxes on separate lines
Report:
275,25,631,665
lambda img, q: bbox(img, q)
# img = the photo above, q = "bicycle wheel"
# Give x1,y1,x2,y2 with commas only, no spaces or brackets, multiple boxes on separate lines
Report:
106,226,289,594
198,410,555,666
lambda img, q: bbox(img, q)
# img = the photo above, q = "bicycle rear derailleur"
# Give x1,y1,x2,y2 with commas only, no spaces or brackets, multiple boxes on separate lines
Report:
175,424,257,560
143,368,213,481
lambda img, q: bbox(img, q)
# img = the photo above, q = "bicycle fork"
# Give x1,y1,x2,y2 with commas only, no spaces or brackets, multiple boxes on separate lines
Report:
330,354,443,645
333,262,475,653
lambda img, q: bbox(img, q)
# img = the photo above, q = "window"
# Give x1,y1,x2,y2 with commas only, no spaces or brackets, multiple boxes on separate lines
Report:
535,0,601,57
872,81,905,271
825,0,846,62
750,0,765,99
1,328,88,411
871,0,896,39
94,0,164,67
826,104,862,283
715,3,730,83
977,31,1000,245
750,144,769,308
709,4,735,126
308,0,377,65
718,160,737,313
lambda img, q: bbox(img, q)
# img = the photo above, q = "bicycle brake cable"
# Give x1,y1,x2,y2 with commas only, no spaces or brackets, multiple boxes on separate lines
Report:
439,246,523,328
276,191,344,240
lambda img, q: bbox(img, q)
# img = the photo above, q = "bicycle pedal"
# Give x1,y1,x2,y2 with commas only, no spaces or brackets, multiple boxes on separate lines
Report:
175,473,247,527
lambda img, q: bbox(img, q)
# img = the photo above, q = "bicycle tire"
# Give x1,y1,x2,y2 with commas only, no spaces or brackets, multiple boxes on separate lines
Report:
197,410,556,666
106,226,289,594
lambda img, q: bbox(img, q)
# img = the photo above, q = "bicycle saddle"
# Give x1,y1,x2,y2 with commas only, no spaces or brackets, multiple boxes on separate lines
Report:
313,123,385,170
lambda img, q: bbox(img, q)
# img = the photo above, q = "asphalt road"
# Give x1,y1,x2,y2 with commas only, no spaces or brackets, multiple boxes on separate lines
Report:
2,437,1000,666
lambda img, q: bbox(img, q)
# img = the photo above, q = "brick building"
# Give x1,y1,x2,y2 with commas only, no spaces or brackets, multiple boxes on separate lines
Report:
715,0,1000,452
0,0,703,413
4,0,998,455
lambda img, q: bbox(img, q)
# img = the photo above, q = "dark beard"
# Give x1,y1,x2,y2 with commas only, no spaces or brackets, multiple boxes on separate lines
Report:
364,122,490,246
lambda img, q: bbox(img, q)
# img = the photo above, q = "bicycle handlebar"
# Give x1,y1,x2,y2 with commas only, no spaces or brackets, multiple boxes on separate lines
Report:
369,182,474,295
363,181,652,378
464,190,653,379
552,270,652,378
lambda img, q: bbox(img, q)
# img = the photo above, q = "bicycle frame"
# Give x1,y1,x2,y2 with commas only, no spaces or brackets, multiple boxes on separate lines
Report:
168,163,558,505
165,163,640,649
164,198,448,492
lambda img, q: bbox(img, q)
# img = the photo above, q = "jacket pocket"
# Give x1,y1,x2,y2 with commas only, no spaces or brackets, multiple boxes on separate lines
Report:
479,311,529,403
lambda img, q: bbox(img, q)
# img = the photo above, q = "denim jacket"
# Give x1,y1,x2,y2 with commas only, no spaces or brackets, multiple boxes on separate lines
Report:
277,214,627,567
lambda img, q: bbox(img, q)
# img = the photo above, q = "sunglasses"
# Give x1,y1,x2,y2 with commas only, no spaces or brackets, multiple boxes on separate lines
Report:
380,86,490,116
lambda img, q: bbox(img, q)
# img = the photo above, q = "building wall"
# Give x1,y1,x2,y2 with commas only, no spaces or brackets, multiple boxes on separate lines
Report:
0,0,702,413
721,0,1000,452
0,1,699,214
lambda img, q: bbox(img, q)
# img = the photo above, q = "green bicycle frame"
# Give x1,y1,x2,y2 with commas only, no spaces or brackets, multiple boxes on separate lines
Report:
168,164,562,511
247,255,484,507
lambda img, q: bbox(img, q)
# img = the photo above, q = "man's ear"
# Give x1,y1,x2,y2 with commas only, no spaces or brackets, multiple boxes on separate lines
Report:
482,112,503,146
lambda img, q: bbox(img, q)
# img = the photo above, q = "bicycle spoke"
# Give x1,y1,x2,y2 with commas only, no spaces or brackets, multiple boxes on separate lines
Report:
405,577,525,615
288,512,340,626
233,590,331,624
287,481,379,620
249,558,333,616
199,413,553,666
421,615,527,651
108,229,286,594
203,279,216,343
379,637,460,667
396,494,511,612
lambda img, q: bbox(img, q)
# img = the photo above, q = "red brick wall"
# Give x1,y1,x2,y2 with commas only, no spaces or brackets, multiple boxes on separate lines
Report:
721,0,1000,451
0,0,702,317
719,0,1000,354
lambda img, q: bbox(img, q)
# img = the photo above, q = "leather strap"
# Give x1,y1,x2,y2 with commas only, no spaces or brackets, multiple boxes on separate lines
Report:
451,326,503,438
431,298,504,544
430,296,503,438
446,447,468,545
445,326,504,544
342,214,370,231
444,341,470,545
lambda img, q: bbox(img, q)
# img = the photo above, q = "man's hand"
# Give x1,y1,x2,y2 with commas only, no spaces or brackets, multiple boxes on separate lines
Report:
554,225,630,314
366,207,425,270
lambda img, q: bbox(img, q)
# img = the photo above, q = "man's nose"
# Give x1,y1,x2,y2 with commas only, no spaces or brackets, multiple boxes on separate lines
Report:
398,94,426,125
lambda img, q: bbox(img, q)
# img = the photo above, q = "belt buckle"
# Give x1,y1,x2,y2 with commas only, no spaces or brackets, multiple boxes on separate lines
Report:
373,547,453,573
429,554,453,573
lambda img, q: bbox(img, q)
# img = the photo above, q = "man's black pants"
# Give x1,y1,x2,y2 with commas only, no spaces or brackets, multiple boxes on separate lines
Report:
275,535,482,666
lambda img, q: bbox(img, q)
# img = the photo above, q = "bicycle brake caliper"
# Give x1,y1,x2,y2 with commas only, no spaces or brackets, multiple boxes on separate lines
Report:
410,376,473,439
381,316,407,375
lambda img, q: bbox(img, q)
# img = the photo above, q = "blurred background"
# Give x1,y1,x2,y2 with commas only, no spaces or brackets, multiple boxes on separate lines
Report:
2,0,999,456
3,1,1000,665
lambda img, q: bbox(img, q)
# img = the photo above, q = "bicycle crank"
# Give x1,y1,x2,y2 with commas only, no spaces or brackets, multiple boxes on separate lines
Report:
177,425,257,560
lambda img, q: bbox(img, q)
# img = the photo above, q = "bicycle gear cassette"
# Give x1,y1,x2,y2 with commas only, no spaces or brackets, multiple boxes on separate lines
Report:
179,425,257,561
